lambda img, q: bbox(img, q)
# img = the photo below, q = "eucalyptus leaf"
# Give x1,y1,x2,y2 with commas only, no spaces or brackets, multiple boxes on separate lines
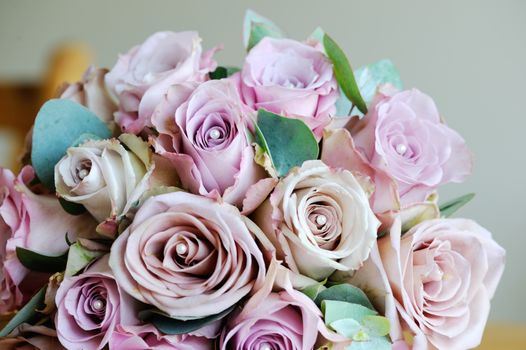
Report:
16,247,68,273
323,34,367,114
315,284,375,310
322,300,377,326
0,286,46,337
348,336,392,350
31,99,112,190
330,318,362,338
256,109,319,177
439,193,475,217
244,10,285,50
139,305,234,335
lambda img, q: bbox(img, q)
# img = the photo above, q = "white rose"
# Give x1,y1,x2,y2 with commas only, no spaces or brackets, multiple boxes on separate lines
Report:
55,134,153,230
253,160,379,281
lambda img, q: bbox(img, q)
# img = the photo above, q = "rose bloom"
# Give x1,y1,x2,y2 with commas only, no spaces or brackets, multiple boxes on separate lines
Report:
253,160,379,282
105,31,218,133
238,37,339,138
0,324,65,350
109,191,266,319
220,288,335,350
0,166,96,314
350,87,472,207
55,255,139,350
152,79,266,209
55,134,154,231
350,217,505,349
110,324,214,350
59,66,118,126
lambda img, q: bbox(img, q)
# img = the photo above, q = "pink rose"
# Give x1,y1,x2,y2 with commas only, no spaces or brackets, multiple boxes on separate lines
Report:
238,37,339,138
55,255,139,350
152,79,266,209
350,87,472,207
110,324,214,350
220,288,332,350
105,31,218,133
351,217,505,349
109,191,266,319
59,66,118,126
0,167,96,314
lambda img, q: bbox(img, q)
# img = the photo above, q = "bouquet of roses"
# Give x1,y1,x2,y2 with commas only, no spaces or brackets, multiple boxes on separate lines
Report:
0,10,505,350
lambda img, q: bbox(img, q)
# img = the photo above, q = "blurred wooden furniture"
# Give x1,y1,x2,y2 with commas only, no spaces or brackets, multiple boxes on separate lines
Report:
0,43,93,170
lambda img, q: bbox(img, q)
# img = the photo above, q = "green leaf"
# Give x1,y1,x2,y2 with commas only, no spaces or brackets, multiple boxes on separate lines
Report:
31,99,112,190
348,336,392,350
362,316,390,337
243,9,285,50
315,284,375,311
322,300,377,326
301,279,327,300
0,286,46,337
323,34,367,114
330,318,362,338
65,242,105,277
256,109,319,177
439,193,475,217
139,305,235,335
58,197,86,215
209,66,241,80
16,247,68,273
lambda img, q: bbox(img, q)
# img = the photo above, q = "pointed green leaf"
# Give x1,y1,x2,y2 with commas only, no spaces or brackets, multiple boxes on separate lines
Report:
323,34,367,114
0,286,46,337
301,279,327,300
362,315,390,337
65,242,105,277
31,99,112,190
256,109,319,177
439,193,475,217
315,284,375,311
139,305,235,335
244,10,285,50
16,247,68,273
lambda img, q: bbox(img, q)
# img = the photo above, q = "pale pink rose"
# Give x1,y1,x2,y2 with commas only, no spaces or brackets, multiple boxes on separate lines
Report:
220,288,335,350
238,37,339,138
152,79,267,209
109,191,266,319
0,324,65,350
59,66,118,125
352,217,505,349
110,324,214,350
55,255,140,350
105,31,218,133
0,166,96,314
350,87,472,207
253,160,379,281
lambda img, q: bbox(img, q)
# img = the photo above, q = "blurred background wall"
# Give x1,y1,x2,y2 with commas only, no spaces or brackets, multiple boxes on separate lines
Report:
0,0,524,328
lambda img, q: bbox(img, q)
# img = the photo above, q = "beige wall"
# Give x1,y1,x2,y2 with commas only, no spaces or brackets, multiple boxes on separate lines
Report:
1,0,524,322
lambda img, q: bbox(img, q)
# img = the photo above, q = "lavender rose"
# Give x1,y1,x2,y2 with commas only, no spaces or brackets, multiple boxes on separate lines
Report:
220,288,336,350
55,255,139,350
238,37,339,138
352,217,505,349
110,324,214,350
59,66,117,126
105,31,218,133
350,87,472,206
109,191,266,318
253,160,379,281
152,79,266,208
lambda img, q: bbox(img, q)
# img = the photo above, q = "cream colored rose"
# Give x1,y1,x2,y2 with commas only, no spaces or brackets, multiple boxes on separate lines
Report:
253,160,379,281
54,134,153,228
